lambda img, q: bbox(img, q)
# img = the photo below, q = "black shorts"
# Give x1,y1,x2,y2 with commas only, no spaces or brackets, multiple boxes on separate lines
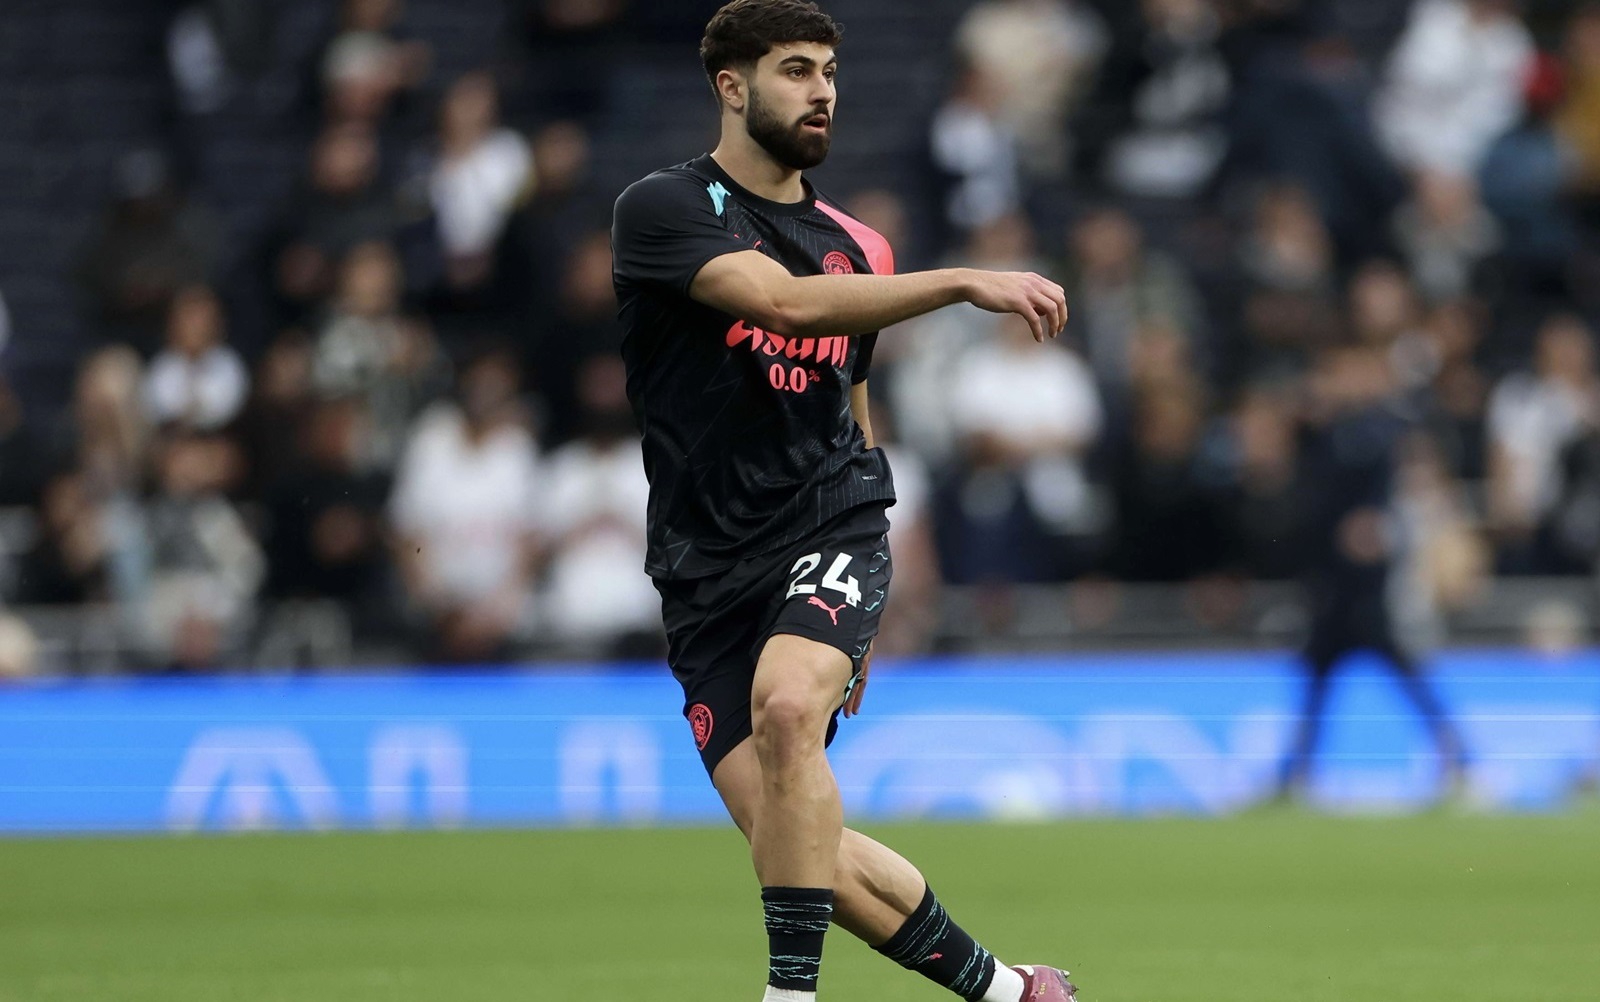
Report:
655,502,893,776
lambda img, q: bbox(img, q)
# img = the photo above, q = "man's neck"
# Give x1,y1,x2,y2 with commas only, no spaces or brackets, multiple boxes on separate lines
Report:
710,132,806,204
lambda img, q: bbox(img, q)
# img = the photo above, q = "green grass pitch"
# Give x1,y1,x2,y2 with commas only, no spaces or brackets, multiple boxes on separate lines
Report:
2,813,1597,1001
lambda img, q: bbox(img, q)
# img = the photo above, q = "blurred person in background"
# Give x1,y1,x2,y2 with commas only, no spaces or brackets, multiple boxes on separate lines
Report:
1547,403,1600,574
1276,344,1469,802
316,0,432,127
1073,0,1230,200
422,71,533,295
938,313,1103,584
1218,2,1408,265
518,120,599,310
538,356,657,659
954,0,1107,178
1479,51,1583,291
76,147,224,350
0,612,39,681
1345,260,1434,394
1392,171,1501,302
890,213,1046,464
1233,182,1342,385
1215,387,1302,582
121,430,263,672
1486,313,1600,571
388,343,542,664
142,284,249,431
1413,299,1492,480
263,396,393,635
1391,432,1491,651
508,0,627,121
13,472,113,607
533,229,622,445
269,120,402,322
927,60,1022,242
312,240,446,467
166,0,277,116
233,329,317,497
69,347,150,500
1555,3,1600,199
1107,378,1229,583
1375,0,1534,180
1057,206,1204,416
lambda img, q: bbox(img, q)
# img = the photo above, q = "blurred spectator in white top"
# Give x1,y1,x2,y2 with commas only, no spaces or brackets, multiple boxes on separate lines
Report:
935,314,1104,584
321,0,432,126
1392,171,1501,301
1376,0,1534,178
539,356,657,658
1057,206,1203,403
389,344,542,663
950,314,1104,536
890,214,1046,464
143,285,249,431
954,0,1107,177
314,241,446,467
1085,0,1230,199
928,61,1021,236
1487,315,1600,565
427,72,533,292
76,147,224,350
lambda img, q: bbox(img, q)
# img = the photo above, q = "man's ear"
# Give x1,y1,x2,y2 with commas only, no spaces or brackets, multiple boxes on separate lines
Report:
715,67,747,113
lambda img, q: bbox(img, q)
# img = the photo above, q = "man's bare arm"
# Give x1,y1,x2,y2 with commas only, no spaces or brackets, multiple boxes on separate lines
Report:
690,250,1068,343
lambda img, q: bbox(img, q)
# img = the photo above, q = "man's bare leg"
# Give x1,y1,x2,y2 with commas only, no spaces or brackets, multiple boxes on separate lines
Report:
745,634,854,1000
749,634,852,888
715,729,1050,1002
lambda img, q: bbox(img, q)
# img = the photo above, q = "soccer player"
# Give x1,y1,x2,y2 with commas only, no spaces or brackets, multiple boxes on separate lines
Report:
610,3,1076,1001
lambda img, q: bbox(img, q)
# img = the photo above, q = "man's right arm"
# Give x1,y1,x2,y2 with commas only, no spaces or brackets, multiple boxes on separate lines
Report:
689,249,1069,344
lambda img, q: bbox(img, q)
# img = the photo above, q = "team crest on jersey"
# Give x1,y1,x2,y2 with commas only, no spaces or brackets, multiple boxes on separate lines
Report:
822,250,853,275
688,703,714,751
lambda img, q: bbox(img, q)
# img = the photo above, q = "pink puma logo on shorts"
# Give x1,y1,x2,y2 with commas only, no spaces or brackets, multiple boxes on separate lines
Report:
807,596,847,626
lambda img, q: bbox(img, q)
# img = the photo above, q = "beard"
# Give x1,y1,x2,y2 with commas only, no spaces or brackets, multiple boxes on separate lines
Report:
746,84,831,170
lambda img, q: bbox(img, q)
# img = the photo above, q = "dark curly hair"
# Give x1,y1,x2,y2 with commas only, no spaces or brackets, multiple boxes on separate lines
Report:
700,0,843,100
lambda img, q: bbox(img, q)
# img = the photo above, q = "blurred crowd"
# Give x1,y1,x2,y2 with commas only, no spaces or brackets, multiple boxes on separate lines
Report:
2,0,1600,674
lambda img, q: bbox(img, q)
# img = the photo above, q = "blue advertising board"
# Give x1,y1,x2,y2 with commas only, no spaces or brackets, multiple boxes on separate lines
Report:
2,651,1597,832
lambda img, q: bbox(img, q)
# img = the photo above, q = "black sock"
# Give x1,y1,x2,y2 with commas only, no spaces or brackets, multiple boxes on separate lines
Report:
762,885,834,993
875,884,1000,1001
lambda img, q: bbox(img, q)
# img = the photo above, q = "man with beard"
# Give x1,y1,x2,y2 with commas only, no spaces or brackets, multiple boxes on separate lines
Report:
610,3,1075,1002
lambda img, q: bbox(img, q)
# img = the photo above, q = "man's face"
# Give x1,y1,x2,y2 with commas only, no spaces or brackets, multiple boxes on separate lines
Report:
741,42,837,170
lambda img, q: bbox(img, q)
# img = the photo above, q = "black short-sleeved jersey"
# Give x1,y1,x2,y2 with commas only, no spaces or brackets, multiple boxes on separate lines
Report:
612,154,897,580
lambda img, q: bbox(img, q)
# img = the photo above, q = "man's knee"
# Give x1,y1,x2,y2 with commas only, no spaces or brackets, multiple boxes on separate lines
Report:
751,635,851,759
